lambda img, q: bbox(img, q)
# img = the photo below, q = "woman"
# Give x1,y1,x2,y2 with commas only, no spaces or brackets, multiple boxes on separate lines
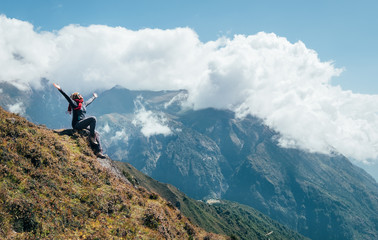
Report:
53,83,105,158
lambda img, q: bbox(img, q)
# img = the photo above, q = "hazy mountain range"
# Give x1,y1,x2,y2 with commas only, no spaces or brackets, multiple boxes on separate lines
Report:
1,81,378,240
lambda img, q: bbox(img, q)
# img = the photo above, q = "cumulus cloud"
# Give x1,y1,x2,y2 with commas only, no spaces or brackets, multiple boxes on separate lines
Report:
0,15,56,90
111,129,129,143
2,15,378,162
98,122,128,143
7,102,25,115
132,97,172,137
101,123,111,134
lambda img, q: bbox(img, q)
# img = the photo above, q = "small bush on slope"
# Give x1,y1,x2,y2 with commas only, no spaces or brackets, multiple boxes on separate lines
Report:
0,107,225,239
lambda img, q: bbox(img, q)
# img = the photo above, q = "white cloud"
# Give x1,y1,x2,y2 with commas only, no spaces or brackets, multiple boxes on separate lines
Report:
98,122,128,143
100,123,111,134
0,15,56,90
7,102,25,115
2,15,378,162
111,129,129,143
132,97,172,137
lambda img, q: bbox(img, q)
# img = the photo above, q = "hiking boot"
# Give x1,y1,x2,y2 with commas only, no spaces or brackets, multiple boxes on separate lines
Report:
96,152,107,159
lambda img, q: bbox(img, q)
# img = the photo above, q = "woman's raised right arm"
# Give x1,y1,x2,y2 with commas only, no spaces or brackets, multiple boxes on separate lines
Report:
53,83,77,108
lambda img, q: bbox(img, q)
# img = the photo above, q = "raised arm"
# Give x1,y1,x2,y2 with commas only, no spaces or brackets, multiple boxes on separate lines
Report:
85,93,97,107
53,83,78,108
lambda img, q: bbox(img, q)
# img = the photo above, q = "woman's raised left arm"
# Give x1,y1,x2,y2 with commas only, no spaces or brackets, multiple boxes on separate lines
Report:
85,93,98,107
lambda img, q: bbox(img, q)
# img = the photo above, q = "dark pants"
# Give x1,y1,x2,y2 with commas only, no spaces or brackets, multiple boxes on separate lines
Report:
74,116,96,136
74,117,102,153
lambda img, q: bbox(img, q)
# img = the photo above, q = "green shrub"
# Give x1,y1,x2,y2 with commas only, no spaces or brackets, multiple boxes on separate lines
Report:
143,212,160,230
8,199,39,233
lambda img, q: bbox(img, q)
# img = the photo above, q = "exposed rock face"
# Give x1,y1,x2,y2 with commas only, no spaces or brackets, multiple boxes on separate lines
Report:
180,108,378,240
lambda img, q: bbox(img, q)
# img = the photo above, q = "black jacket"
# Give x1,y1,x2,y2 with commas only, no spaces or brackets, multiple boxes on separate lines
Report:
58,89,96,128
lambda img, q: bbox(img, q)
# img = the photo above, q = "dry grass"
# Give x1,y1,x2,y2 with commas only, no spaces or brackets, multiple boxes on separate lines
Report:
0,107,226,239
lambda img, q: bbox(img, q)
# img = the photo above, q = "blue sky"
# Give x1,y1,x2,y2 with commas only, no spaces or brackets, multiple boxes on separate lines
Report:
1,0,378,94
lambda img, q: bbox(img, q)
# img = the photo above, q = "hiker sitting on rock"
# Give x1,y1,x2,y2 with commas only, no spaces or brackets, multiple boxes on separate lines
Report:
53,83,106,158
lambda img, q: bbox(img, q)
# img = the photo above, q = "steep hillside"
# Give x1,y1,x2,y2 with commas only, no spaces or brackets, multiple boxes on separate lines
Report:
0,107,225,239
115,161,308,240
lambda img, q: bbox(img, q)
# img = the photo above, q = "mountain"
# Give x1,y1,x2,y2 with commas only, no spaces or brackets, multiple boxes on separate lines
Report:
0,80,69,129
89,87,378,240
1,82,378,240
114,161,308,240
0,106,226,239
180,108,378,240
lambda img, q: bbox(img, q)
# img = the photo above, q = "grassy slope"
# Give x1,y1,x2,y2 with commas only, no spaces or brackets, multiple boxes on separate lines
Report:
115,161,309,240
0,107,225,239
